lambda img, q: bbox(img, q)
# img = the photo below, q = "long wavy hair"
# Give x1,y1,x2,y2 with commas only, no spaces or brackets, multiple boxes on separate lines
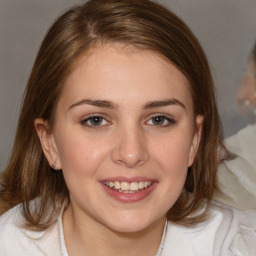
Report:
0,0,222,230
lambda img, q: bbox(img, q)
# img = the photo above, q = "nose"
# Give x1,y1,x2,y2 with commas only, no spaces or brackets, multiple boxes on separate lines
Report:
111,126,149,168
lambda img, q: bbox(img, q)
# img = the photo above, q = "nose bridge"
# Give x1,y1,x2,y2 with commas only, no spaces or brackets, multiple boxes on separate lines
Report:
112,122,149,167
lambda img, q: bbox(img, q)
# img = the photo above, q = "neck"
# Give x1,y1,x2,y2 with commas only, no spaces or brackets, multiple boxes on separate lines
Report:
62,204,166,256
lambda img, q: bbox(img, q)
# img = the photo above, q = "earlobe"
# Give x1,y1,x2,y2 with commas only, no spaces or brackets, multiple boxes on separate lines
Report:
34,118,61,170
188,115,204,167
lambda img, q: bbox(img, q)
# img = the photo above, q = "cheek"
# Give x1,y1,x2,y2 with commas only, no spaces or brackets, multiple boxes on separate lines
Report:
152,134,192,175
55,132,110,176
149,136,191,212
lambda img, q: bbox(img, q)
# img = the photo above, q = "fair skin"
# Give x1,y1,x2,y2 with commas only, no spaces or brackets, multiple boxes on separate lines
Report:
35,45,203,256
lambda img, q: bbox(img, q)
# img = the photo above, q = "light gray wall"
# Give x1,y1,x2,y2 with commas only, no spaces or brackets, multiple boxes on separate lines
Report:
1,0,256,171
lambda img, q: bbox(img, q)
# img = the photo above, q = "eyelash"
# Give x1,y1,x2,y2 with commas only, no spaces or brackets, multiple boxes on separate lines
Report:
80,114,176,129
146,114,176,128
80,114,110,129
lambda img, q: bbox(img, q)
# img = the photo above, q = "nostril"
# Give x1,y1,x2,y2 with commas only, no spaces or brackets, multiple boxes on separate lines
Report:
110,129,150,167
115,158,145,168
112,145,149,167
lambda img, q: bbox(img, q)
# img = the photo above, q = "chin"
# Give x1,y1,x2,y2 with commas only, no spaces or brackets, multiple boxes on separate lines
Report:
109,222,149,233
103,212,160,233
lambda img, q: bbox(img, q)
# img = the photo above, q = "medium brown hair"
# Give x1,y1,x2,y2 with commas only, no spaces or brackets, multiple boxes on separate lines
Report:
0,0,222,229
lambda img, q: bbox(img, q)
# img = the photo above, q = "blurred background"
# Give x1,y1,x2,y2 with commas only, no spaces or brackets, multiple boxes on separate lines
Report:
1,0,256,171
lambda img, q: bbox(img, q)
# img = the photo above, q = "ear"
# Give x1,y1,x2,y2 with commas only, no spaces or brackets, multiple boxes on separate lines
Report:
34,118,61,170
188,115,204,167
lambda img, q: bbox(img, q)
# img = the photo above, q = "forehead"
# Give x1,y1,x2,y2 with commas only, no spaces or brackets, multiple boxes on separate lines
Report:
59,44,192,108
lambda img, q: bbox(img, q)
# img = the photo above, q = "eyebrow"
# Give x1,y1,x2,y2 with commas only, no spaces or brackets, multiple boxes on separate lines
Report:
68,98,186,110
143,99,186,110
68,99,116,110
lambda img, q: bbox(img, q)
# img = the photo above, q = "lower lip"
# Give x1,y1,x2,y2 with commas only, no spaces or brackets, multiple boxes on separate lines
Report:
101,183,156,202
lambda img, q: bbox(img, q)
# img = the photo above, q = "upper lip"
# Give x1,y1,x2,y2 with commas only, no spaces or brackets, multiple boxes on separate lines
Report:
99,176,157,183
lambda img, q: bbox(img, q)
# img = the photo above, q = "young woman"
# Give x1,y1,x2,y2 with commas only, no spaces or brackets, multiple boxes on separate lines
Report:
0,0,255,255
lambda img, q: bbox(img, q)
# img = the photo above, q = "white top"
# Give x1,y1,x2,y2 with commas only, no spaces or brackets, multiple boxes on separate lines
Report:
214,124,256,210
0,201,255,256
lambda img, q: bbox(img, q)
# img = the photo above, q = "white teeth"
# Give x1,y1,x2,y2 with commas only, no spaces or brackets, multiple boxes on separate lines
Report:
104,181,153,192
130,182,138,191
138,181,144,189
121,182,129,190
144,181,149,188
114,181,121,189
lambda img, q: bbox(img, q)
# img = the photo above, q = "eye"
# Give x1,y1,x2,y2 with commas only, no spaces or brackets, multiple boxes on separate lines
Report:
80,115,109,128
146,114,176,127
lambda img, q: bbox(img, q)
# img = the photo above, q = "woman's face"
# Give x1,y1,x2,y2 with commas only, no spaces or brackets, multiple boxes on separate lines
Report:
36,45,203,233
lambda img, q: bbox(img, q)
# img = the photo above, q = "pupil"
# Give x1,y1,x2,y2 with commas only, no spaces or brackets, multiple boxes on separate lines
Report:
153,116,164,125
91,117,102,125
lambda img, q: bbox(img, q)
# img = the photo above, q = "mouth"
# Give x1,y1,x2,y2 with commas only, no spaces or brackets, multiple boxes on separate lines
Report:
103,181,153,193
100,176,157,202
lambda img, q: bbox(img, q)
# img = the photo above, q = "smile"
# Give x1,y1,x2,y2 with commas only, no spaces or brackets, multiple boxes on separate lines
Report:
103,181,153,193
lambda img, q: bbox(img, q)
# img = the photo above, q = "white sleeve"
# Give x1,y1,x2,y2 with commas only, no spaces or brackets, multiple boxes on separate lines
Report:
214,124,256,210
